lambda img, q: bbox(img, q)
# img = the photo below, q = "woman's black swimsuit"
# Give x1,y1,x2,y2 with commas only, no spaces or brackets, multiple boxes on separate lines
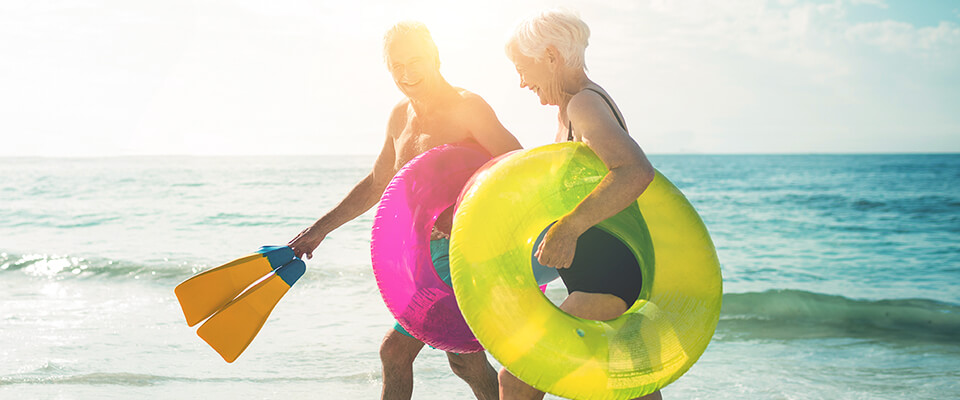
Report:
557,88,643,307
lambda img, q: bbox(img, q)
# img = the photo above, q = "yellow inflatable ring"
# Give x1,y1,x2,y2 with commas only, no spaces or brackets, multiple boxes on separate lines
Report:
449,142,722,399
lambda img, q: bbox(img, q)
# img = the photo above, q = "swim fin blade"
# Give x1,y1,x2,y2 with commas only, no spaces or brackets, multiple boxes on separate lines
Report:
196,258,306,363
175,246,295,326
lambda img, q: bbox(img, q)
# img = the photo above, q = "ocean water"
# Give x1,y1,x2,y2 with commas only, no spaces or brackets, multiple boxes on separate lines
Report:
1,153,958,399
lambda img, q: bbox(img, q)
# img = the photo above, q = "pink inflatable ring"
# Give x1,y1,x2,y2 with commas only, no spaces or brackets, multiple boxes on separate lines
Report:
370,144,492,353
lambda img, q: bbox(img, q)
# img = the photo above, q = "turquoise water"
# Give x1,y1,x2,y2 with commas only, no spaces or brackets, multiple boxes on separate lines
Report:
1,154,958,399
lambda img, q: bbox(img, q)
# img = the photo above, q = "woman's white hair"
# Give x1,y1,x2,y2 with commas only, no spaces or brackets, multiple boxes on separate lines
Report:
506,9,591,70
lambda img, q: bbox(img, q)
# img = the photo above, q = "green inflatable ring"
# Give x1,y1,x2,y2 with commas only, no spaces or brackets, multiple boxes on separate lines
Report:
449,142,722,399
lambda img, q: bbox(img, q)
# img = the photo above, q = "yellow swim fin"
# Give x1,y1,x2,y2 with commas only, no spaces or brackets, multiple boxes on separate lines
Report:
174,246,295,326
196,258,306,363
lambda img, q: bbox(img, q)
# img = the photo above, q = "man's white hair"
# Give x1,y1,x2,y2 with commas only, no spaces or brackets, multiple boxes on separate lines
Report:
507,9,591,70
383,21,440,65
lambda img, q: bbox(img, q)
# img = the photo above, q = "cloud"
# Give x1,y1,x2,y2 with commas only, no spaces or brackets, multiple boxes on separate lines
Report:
846,20,960,53
845,20,915,50
849,0,888,9
630,0,853,78
918,21,960,50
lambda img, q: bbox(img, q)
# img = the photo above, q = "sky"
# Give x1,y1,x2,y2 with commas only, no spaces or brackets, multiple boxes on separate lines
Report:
1,0,958,156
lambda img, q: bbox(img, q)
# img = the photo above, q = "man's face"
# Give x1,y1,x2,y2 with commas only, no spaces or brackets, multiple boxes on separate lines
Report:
386,37,439,99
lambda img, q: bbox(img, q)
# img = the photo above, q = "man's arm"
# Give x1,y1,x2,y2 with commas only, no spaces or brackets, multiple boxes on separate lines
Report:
288,104,404,259
461,94,523,156
428,94,522,237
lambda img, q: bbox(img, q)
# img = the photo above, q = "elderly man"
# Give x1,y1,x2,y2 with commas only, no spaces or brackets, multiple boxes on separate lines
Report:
289,21,521,400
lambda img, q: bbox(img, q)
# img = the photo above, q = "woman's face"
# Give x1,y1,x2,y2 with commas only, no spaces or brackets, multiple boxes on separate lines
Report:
511,49,560,106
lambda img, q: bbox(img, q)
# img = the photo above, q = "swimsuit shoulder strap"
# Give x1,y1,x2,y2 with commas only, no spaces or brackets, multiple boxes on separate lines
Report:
567,87,627,142
584,88,627,131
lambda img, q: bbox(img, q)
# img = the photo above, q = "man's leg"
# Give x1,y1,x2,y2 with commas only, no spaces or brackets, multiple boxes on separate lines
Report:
380,327,426,400
446,351,499,400
431,236,498,399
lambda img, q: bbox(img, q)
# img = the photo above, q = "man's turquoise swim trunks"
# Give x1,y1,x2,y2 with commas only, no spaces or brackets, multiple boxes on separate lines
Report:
393,238,451,340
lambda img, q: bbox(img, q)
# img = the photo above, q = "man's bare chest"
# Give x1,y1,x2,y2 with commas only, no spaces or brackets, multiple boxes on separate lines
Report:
394,118,472,168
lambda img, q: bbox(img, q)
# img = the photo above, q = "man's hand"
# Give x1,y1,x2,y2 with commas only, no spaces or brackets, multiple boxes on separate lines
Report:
289,226,325,260
430,206,454,240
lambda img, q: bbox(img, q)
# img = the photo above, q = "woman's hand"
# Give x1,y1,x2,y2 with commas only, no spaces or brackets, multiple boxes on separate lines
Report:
534,216,585,269
288,225,326,260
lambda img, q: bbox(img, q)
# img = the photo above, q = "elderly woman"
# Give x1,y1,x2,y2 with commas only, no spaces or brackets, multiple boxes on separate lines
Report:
499,10,662,400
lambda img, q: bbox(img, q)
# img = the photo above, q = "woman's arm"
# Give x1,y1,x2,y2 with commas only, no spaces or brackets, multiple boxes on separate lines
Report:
535,90,655,269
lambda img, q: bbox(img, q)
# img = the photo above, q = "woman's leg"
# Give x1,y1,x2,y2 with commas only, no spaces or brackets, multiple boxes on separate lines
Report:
498,291,660,399
498,291,624,400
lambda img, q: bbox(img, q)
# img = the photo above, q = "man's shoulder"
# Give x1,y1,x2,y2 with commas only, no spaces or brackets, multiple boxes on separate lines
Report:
451,88,492,114
453,87,485,103
385,98,413,137
391,98,412,114
388,98,413,122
